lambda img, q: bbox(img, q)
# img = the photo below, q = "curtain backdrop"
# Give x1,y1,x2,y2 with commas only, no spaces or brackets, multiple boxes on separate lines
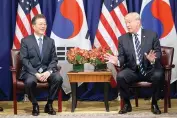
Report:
0,0,177,100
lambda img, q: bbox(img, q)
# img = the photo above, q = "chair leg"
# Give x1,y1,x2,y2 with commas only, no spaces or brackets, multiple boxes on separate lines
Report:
120,99,124,110
14,95,17,114
13,85,17,114
135,88,138,107
118,83,124,110
167,81,171,108
58,89,62,112
164,83,168,113
168,96,171,108
164,93,168,113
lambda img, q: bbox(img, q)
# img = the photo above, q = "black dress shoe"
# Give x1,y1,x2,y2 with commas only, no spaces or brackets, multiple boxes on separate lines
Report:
151,104,161,114
44,104,56,115
118,104,132,114
0,107,3,112
32,105,39,116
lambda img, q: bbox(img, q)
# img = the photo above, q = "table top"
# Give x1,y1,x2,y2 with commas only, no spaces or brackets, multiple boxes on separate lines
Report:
67,71,112,82
67,71,112,75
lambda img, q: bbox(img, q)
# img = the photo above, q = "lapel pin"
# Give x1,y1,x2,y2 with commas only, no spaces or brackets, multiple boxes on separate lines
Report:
143,36,145,38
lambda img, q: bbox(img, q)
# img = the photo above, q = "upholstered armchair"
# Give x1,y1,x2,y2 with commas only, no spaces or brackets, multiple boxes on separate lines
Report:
120,46,175,113
10,49,62,114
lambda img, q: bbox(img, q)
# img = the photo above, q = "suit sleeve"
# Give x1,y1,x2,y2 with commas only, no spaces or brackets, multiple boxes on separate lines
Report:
118,37,125,67
47,39,58,72
153,32,162,65
20,39,38,75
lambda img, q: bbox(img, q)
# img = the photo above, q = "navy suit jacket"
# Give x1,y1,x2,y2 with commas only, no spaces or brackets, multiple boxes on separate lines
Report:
118,29,162,73
19,34,58,79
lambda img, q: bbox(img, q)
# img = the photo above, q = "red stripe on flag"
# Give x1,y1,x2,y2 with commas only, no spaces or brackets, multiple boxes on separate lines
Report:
26,14,34,34
16,14,29,37
110,10,126,35
14,35,21,49
93,1,128,88
13,1,41,50
31,7,40,33
32,7,39,16
119,3,128,16
100,14,118,48
96,30,109,48
26,14,33,33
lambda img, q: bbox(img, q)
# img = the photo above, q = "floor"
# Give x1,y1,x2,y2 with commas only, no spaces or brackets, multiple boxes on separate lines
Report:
0,99,177,117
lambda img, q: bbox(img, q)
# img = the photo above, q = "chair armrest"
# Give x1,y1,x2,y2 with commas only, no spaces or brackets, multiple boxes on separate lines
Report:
164,65,175,82
164,64,175,70
172,64,175,68
10,67,17,72
10,66,17,85
57,65,61,71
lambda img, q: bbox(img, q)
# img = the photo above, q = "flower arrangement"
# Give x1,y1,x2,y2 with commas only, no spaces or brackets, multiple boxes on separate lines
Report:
67,47,112,71
89,47,112,66
66,47,90,64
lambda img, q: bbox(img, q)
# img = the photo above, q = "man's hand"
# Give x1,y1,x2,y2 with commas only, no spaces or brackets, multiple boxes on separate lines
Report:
35,73,44,82
104,53,118,65
144,50,157,63
40,71,51,82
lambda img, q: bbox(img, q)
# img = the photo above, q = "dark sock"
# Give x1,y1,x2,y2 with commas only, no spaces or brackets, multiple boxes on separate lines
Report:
47,99,53,105
124,98,131,105
152,96,157,105
152,99,157,105
32,103,38,106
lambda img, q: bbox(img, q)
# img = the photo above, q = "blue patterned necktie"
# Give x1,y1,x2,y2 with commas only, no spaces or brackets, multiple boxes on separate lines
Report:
134,34,146,76
38,38,43,56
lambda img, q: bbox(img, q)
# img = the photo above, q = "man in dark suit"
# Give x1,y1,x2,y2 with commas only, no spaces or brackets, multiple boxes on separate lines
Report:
104,12,164,114
20,14,63,116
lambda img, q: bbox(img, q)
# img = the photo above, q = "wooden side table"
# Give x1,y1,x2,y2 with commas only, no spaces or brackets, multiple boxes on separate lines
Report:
67,71,112,112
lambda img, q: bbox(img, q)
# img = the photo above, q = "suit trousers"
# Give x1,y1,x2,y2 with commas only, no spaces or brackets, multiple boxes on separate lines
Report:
23,72,63,104
117,67,164,104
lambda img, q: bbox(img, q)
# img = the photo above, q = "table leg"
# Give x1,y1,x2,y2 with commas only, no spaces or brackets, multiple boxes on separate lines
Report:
71,82,77,112
75,83,77,109
104,82,109,112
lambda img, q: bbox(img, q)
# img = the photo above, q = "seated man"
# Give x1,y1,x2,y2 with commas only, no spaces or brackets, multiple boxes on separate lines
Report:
0,107,3,111
104,12,164,114
20,14,63,116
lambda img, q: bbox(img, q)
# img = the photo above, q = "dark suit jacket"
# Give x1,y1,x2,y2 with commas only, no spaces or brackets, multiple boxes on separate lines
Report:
20,34,58,79
118,29,162,73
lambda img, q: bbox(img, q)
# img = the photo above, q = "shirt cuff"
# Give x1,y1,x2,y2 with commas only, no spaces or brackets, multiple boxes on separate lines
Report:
49,70,53,74
151,59,155,65
117,60,120,67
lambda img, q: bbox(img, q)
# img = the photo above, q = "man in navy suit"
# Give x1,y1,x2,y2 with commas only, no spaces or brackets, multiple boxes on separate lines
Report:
105,12,164,114
20,14,63,116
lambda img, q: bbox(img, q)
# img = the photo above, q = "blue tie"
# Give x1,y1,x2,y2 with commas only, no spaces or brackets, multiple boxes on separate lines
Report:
134,34,146,76
38,38,43,56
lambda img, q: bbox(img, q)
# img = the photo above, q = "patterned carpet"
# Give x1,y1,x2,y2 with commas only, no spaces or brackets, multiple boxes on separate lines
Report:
1,112,177,118
0,99,177,118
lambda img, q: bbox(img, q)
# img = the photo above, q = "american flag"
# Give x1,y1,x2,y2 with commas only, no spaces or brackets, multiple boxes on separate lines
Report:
13,0,41,49
94,0,128,87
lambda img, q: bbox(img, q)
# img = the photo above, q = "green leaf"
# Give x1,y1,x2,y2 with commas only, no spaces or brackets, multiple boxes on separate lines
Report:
76,55,82,61
95,58,102,64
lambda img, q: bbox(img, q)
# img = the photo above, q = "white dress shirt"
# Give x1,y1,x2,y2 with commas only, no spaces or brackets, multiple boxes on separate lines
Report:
132,28,142,65
34,33,44,47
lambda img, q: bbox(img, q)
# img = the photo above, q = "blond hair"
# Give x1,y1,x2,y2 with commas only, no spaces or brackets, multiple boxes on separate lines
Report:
125,12,140,21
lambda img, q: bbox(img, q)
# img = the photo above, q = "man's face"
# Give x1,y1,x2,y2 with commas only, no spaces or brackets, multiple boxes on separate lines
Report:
32,18,47,36
125,17,140,33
